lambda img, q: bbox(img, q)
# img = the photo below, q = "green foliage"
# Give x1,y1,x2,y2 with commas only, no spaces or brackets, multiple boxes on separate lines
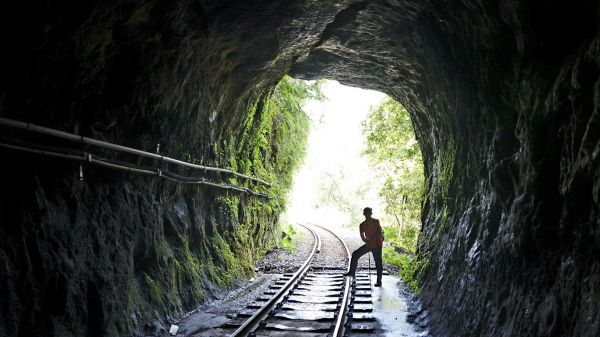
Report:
362,97,424,253
434,140,455,201
316,171,370,224
424,139,455,246
382,247,427,293
398,253,429,294
383,226,418,254
279,224,304,252
383,247,403,266
211,75,321,269
118,76,320,333
228,76,321,205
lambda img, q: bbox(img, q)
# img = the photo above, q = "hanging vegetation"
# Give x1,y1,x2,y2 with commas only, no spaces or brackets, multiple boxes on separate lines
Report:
213,75,322,265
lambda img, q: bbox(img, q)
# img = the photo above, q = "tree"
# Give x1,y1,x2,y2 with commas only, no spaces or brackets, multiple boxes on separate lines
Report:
362,97,424,251
316,170,368,224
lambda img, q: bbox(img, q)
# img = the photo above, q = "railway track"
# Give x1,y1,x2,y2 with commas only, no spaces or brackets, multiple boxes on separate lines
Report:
230,224,350,337
194,223,378,337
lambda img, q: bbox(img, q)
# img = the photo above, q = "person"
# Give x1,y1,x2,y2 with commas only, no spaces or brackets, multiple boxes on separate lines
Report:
344,207,384,286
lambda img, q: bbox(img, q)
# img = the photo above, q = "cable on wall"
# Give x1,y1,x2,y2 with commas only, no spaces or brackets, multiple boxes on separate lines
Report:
0,141,272,199
0,117,271,186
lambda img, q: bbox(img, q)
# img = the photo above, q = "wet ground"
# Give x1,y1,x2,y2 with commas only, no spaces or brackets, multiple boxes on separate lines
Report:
164,224,428,336
338,224,429,336
167,274,282,336
360,275,428,337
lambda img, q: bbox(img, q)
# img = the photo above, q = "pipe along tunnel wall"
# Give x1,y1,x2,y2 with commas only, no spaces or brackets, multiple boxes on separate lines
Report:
0,1,599,336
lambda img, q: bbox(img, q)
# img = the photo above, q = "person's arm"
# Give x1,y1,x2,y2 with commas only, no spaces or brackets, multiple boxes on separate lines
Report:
377,220,383,241
359,222,367,242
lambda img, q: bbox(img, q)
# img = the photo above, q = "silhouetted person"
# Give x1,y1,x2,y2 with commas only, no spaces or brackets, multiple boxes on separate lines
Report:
345,207,384,286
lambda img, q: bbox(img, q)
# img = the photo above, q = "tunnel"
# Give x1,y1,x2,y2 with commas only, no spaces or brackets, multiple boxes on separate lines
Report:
0,1,599,336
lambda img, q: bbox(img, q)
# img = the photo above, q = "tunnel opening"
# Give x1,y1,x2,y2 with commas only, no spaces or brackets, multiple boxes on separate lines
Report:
283,79,425,260
0,1,598,337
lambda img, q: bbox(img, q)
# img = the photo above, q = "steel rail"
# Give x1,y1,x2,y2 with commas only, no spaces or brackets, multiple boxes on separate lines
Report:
230,224,319,337
315,228,322,253
307,223,352,337
0,117,271,186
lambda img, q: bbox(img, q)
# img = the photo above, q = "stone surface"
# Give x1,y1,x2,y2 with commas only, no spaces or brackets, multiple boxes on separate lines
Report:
0,1,599,337
364,276,424,337
255,224,314,274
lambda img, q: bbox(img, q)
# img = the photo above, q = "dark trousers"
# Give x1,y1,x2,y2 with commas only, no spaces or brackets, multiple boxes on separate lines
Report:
348,244,383,283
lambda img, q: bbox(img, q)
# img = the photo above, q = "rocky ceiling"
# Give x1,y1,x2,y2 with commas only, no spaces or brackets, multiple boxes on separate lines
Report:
0,1,598,336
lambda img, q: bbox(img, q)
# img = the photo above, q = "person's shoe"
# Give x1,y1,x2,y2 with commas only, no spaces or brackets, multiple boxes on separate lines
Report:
374,282,382,287
342,272,354,277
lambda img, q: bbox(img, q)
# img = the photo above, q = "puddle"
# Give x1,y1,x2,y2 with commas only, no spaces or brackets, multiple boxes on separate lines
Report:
368,275,424,337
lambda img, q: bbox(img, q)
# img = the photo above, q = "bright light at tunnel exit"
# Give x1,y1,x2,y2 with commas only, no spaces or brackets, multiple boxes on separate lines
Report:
283,80,387,230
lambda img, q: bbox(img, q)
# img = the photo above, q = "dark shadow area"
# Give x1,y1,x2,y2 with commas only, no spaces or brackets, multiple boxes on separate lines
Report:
0,1,598,336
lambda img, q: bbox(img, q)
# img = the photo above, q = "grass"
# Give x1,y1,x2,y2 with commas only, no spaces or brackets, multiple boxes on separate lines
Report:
382,247,426,294
279,224,304,253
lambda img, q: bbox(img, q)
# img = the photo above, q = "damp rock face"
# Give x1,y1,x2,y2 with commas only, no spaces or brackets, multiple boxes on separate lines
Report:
0,1,599,337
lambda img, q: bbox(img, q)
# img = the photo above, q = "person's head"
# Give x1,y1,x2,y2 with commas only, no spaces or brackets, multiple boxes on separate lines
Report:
363,207,373,218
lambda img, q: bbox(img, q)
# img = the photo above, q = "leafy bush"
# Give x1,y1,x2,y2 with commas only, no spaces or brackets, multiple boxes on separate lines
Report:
211,76,322,265
279,224,304,252
363,96,427,292
362,97,424,252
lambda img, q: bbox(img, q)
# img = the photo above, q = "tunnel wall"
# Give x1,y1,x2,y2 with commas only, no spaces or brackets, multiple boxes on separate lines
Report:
291,1,600,336
0,1,599,337
0,1,348,336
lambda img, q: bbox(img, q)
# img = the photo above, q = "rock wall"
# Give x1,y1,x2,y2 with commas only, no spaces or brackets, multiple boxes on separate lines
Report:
291,1,600,336
0,1,340,336
0,1,598,336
